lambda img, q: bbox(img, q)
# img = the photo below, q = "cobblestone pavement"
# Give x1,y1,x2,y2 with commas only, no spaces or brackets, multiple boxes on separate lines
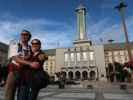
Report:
0,84,133,100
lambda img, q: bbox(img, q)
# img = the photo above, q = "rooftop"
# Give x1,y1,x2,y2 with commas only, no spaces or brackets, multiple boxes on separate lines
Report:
104,42,133,51
43,49,56,56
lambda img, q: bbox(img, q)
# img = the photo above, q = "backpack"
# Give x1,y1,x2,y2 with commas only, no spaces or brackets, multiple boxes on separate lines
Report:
31,70,50,89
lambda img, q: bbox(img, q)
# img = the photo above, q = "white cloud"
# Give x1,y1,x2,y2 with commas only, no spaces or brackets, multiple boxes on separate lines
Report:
1,13,133,49
0,15,73,49
87,15,133,44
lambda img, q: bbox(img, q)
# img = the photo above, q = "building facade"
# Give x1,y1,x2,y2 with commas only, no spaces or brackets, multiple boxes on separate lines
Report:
43,4,133,81
43,4,106,80
0,42,8,67
43,49,56,77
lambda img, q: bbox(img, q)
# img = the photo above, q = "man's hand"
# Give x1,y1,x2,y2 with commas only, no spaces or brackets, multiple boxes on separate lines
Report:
30,62,40,69
24,55,31,60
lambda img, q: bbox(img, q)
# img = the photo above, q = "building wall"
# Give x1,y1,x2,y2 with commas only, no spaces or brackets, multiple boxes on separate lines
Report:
104,43,133,68
43,55,56,76
105,50,128,66
93,45,106,79
62,45,99,80
0,43,8,66
44,43,133,81
55,48,65,73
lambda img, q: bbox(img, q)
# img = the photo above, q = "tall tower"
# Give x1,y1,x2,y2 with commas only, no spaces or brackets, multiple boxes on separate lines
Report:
73,4,91,47
76,4,87,40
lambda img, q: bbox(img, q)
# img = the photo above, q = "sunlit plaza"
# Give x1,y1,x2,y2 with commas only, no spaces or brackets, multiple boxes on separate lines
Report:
0,0,133,100
0,83,133,100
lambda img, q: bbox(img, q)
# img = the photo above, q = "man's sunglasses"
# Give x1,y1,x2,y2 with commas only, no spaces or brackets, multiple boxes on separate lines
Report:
21,32,29,36
31,42,40,45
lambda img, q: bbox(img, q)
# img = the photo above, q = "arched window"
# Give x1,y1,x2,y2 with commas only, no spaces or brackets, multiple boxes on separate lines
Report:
82,71,88,80
75,71,81,80
68,71,73,80
89,71,96,80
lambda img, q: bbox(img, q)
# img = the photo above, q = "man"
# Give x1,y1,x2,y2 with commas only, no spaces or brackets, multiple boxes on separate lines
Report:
13,39,48,100
4,30,31,100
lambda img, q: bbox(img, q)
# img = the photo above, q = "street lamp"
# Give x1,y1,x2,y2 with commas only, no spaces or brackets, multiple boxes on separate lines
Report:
115,0,132,62
108,39,116,82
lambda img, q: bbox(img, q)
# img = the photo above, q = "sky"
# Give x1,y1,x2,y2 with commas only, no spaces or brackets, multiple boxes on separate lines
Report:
0,0,133,49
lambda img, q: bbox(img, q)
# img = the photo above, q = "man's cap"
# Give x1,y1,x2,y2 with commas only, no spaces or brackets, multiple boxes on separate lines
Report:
21,29,31,34
21,29,31,40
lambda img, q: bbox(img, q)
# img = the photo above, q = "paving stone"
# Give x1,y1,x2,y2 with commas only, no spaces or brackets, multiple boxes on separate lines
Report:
104,93,133,100
38,92,54,97
40,98,76,100
53,93,95,99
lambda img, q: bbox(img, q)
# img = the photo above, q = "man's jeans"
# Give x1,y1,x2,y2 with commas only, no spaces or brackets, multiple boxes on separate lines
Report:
4,72,16,100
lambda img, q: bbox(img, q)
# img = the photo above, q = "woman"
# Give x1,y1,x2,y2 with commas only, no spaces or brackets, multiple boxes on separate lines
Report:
13,39,49,100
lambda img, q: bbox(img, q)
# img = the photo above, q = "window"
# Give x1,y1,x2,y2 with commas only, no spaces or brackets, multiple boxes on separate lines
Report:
120,50,124,55
77,53,80,61
89,52,94,60
65,53,69,62
43,61,48,70
120,56,125,64
114,51,119,56
71,53,74,61
108,52,112,56
108,56,113,63
114,56,119,62
83,52,87,61
105,52,108,56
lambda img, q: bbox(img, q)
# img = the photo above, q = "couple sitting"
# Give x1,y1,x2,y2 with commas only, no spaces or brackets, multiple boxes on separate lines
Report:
5,30,49,100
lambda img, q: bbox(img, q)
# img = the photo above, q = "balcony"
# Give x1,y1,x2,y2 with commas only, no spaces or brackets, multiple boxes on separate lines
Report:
61,67,67,70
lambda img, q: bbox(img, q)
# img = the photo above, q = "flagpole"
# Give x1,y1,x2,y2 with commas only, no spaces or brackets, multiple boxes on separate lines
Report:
115,0,132,62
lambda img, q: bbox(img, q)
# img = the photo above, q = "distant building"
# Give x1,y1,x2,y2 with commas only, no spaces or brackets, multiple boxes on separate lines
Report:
43,4,133,81
0,42,8,66
43,49,56,76
43,48,66,77
43,4,106,80
104,42,133,67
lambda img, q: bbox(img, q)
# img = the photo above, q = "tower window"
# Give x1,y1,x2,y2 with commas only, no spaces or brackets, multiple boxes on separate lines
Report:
89,52,94,60
71,53,74,61
77,53,80,61
65,53,69,62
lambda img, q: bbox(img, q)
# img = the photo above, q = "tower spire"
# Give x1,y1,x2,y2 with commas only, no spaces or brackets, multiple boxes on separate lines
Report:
73,1,92,47
75,2,87,40
79,0,82,6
